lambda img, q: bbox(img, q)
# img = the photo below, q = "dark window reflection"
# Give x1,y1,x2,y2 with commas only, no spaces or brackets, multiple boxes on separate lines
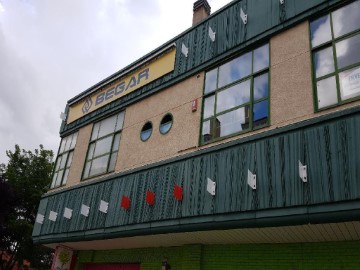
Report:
216,79,250,113
160,114,173,135
216,107,249,137
253,44,269,72
202,44,270,143
310,15,332,48
336,34,360,69
218,52,252,88
204,68,218,94
254,73,268,101
253,100,268,128
202,118,221,142
332,0,360,38
140,122,152,141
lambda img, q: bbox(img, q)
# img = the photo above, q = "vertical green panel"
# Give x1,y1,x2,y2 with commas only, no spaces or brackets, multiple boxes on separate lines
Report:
282,132,306,207
347,117,360,199
247,0,276,40
41,196,56,235
69,188,85,233
327,120,347,202
255,139,271,210
216,148,240,213
305,126,331,204
32,197,48,236
55,193,69,232
105,177,122,228
202,154,216,215
182,158,194,217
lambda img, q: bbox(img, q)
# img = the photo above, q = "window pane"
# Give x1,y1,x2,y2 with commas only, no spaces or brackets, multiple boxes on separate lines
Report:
64,136,71,152
254,73,269,100
339,66,360,101
317,76,338,109
336,34,360,69
141,122,152,141
89,155,109,177
55,157,61,171
108,152,118,172
93,136,112,157
253,44,269,72
59,153,68,169
98,115,116,138
51,173,57,188
160,114,173,135
87,143,95,160
314,47,335,78
66,151,74,168
141,129,152,141
310,15,332,48
70,132,78,149
62,169,70,185
202,120,212,142
91,122,100,141
203,96,215,119
216,79,250,113
59,138,66,154
216,107,250,137
204,68,218,94
160,122,171,134
332,0,360,38
83,161,91,179
112,133,121,151
55,170,63,187
115,111,125,131
253,100,269,128
218,52,252,88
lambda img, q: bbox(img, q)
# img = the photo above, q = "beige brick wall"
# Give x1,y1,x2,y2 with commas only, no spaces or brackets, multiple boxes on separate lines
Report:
270,21,314,127
116,73,204,172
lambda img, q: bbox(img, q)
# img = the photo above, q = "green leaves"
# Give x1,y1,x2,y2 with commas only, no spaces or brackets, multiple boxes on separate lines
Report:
0,145,54,270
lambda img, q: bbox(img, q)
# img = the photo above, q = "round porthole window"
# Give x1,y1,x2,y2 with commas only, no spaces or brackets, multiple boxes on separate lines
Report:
160,114,173,135
140,122,153,141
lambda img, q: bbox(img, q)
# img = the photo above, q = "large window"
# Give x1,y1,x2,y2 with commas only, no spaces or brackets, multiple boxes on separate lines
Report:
310,0,360,110
83,111,125,179
201,44,270,143
51,132,78,188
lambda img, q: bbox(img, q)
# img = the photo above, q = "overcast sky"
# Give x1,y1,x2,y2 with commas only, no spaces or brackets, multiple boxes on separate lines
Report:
0,0,233,164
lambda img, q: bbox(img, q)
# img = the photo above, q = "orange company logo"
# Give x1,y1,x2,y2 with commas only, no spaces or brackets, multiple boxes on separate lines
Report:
82,97,93,114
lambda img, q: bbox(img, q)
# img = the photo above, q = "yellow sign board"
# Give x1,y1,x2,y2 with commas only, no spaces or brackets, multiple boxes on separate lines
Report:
67,48,176,123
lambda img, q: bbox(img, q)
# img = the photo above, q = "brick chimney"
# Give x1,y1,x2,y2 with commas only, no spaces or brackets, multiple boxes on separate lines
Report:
193,0,211,25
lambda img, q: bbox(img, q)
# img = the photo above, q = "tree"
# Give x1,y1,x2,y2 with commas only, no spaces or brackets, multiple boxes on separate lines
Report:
0,145,54,270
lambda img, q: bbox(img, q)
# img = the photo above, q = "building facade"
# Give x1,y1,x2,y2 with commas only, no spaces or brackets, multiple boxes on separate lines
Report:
33,0,360,269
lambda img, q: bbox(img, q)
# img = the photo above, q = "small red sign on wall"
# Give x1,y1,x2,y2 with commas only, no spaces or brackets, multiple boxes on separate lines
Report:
146,191,155,206
192,99,198,112
174,185,183,201
121,196,131,210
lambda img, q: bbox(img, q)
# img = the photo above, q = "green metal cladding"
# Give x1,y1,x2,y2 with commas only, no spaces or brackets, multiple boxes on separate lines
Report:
33,107,360,244
61,0,343,135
